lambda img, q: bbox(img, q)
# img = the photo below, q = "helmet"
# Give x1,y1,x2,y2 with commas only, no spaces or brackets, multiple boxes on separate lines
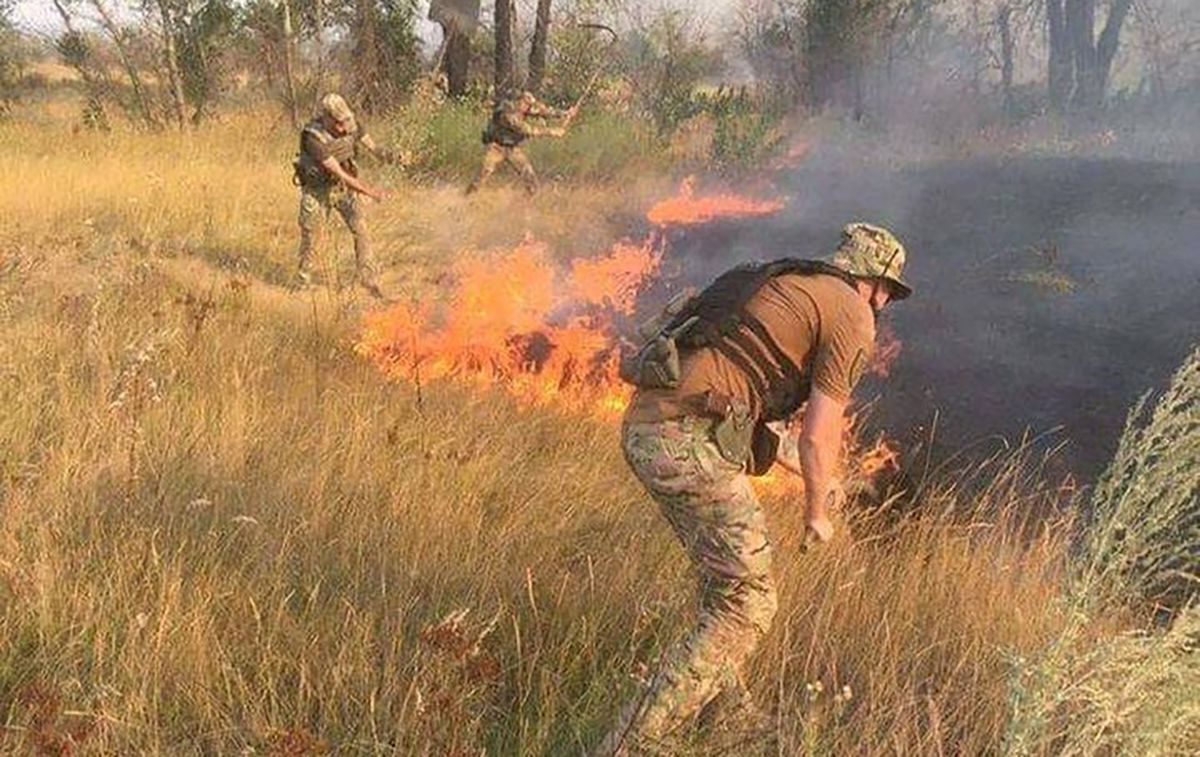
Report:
828,222,913,300
320,93,356,128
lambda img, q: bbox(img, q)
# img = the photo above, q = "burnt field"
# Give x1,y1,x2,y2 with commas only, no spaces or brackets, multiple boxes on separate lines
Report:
664,156,1200,480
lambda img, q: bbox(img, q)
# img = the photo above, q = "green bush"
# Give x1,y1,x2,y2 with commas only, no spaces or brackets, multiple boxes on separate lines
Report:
383,97,666,183
1004,346,1200,755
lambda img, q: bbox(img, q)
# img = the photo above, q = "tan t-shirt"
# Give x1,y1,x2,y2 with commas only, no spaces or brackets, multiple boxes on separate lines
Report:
626,272,876,423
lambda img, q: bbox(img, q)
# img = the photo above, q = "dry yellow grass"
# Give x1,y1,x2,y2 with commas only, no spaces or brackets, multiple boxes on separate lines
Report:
0,104,1182,754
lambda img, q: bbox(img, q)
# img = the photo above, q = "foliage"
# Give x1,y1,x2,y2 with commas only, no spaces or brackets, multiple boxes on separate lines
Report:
0,112,1093,753
0,0,21,111
370,0,423,108
621,9,722,133
1004,346,1200,755
699,87,787,171
174,0,239,121
381,93,665,181
1081,346,1200,612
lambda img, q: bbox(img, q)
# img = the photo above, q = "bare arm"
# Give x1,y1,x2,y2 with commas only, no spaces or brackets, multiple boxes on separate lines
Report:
319,156,388,201
359,134,402,163
526,101,567,119
509,111,566,139
798,387,847,542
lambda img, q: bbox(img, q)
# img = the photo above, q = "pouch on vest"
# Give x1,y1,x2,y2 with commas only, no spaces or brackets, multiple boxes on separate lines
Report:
293,157,328,189
711,399,755,467
618,291,697,389
618,334,679,389
748,422,781,476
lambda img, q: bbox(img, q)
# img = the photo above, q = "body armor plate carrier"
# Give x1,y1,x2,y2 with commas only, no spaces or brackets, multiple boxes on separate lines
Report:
619,259,858,474
293,119,359,189
481,102,526,147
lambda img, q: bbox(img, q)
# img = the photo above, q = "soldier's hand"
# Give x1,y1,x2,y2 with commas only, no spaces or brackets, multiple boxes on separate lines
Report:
370,187,392,202
549,127,566,138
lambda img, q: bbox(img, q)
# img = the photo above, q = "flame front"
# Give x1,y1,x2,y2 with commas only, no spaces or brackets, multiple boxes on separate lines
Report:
358,237,661,419
646,176,786,227
358,180,901,498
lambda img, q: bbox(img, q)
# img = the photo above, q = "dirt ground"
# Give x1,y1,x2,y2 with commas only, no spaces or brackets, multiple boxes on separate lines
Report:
664,156,1200,479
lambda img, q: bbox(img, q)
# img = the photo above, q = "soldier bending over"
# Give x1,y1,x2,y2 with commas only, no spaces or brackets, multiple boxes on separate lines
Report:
599,223,915,754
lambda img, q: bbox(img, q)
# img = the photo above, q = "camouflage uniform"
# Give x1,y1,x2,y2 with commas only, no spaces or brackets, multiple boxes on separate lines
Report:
598,223,914,755
597,417,777,755
297,185,376,285
467,91,569,195
294,94,380,292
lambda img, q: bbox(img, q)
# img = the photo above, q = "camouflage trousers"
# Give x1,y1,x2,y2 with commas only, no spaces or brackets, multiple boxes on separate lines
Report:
296,185,378,283
597,416,778,755
470,144,537,194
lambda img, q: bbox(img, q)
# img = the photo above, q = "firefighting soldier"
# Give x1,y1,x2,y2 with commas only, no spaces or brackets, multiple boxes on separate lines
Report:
598,223,914,754
292,93,400,299
465,89,575,195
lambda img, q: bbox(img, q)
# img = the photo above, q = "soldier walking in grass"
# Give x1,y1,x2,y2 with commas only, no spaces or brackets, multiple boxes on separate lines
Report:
292,93,402,300
465,89,575,195
600,223,914,754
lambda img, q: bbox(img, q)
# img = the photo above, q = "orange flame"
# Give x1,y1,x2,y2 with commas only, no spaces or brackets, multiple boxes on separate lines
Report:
357,237,661,419
869,321,903,378
359,180,903,500
646,176,785,227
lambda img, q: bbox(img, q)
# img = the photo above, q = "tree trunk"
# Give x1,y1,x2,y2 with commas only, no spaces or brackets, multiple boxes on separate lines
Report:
280,0,300,128
1094,0,1134,102
997,4,1015,115
527,0,552,94
1061,0,1134,111
1066,0,1098,109
494,0,516,93
354,0,381,111
1047,0,1072,111
89,0,157,127
441,21,471,97
154,0,187,129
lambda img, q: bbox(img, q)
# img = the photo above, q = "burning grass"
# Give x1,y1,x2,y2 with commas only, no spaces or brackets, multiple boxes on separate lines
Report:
645,175,786,226
0,248,1081,753
1,109,1195,755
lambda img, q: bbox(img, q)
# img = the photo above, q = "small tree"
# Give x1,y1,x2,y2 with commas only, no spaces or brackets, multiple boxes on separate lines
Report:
0,0,23,112
176,0,238,123
50,0,111,129
352,0,421,113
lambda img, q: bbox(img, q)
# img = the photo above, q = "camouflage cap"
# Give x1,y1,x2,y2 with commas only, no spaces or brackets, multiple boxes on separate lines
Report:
320,93,355,127
828,222,913,300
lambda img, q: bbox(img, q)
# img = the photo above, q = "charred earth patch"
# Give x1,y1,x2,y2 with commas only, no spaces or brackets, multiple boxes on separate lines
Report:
664,157,1200,479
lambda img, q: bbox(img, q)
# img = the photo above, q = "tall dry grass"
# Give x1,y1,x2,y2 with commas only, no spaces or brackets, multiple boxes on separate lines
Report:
0,104,1194,754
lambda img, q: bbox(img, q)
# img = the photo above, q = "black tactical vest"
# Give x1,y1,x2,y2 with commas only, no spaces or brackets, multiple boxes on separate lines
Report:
294,119,359,187
659,259,859,421
482,101,526,147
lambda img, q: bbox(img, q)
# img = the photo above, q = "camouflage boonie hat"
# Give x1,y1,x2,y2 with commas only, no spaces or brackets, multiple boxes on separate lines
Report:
829,222,913,300
320,93,356,128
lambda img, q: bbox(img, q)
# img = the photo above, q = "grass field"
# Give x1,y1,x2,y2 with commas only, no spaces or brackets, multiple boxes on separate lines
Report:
0,103,1196,754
